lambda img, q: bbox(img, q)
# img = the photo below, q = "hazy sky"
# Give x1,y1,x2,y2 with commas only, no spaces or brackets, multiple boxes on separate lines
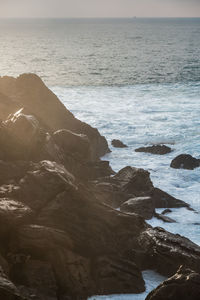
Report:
0,0,200,18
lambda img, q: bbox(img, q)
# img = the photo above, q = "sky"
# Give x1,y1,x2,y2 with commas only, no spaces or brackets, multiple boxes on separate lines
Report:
0,0,199,18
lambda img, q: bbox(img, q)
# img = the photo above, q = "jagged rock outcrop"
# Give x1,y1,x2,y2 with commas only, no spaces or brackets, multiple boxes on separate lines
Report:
0,74,110,160
170,154,200,170
151,188,190,209
135,145,172,155
145,265,200,300
91,167,190,211
0,109,113,181
138,227,200,276
0,74,199,300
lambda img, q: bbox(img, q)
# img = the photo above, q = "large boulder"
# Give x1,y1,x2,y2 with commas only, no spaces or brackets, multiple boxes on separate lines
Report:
14,160,76,211
120,197,155,219
91,167,190,210
170,154,200,170
37,186,147,257
151,188,190,209
93,256,145,295
135,145,172,155
138,227,200,276
0,74,110,160
53,129,92,161
0,111,113,181
112,166,154,196
145,265,200,300
0,109,49,161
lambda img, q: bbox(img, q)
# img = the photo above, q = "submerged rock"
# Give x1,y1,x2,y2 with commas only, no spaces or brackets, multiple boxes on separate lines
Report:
111,139,127,148
145,265,200,300
154,212,176,223
170,154,200,170
161,209,172,215
135,145,172,155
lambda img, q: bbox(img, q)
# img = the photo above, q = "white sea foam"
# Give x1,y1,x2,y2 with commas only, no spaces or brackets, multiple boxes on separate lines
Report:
52,82,200,299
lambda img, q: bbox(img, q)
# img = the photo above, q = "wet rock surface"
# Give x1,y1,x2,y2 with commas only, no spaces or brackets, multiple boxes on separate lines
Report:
170,154,200,170
138,227,200,276
120,197,155,220
0,74,199,299
145,265,200,300
111,139,127,148
135,145,172,155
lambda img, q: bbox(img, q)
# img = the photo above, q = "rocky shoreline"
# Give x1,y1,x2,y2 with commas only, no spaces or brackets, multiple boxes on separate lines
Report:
0,74,199,300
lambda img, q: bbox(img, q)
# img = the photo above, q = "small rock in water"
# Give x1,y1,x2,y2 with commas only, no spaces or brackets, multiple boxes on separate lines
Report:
135,144,172,155
170,154,200,170
111,139,127,148
161,209,172,215
154,212,176,223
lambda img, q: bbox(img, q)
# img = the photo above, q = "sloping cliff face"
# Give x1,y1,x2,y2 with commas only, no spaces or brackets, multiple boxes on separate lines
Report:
0,74,199,300
0,74,109,160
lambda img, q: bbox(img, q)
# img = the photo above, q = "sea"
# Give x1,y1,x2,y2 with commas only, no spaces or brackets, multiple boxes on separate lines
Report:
0,18,200,299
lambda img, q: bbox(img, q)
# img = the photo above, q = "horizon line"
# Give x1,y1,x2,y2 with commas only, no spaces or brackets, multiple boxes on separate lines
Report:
0,16,200,20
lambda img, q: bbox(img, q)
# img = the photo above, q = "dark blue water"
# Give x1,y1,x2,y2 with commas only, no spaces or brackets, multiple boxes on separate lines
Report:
0,18,200,86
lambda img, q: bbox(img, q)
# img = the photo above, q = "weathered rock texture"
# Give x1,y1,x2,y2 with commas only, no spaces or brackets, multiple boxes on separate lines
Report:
170,154,200,170
111,139,127,148
146,265,200,300
135,145,172,155
0,74,199,300
0,73,110,160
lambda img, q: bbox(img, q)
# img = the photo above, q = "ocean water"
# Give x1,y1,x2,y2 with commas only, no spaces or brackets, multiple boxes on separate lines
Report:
52,82,200,299
0,18,200,299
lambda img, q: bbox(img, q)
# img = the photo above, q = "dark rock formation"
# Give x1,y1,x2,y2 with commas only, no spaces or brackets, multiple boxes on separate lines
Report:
138,227,200,276
0,159,147,299
0,73,110,160
170,154,200,170
154,212,176,223
53,129,92,161
111,139,127,148
145,265,200,300
0,74,199,300
0,266,23,300
120,197,154,220
113,166,154,196
0,109,113,181
135,145,172,155
91,168,190,211
151,188,190,209
161,209,172,215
